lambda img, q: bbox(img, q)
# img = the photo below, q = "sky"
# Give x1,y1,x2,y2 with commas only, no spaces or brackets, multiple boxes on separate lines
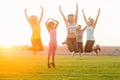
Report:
0,0,120,47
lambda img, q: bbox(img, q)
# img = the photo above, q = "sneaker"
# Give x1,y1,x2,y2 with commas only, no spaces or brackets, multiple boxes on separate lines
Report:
48,63,51,68
51,62,55,68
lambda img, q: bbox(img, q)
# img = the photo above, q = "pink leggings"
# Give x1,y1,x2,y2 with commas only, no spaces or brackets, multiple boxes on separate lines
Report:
48,43,57,63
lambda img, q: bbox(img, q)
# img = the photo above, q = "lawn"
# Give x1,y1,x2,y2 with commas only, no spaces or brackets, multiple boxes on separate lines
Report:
0,55,120,80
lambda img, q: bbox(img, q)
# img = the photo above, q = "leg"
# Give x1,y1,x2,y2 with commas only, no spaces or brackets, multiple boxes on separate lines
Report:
37,38,43,51
84,40,95,53
67,38,74,52
72,38,79,53
79,42,83,53
96,44,101,52
51,45,57,68
62,40,67,45
78,42,83,56
31,39,38,54
77,42,81,56
48,44,52,68
92,44,101,55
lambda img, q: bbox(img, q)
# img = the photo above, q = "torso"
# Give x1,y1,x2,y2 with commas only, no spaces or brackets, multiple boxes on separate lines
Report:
86,26,95,40
66,22,76,38
76,29,84,42
30,23,41,39
49,29,57,45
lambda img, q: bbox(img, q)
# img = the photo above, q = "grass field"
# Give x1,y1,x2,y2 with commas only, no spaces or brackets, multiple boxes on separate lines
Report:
0,55,120,80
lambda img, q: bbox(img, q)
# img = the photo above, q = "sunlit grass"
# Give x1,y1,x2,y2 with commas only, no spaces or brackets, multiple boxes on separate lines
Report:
0,55,120,80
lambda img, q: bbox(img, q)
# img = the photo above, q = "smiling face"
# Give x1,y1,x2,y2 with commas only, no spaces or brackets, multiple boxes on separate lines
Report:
77,25,82,30
47,22,55,29
30,15,38,23
68,14,74,23
88,17,94,25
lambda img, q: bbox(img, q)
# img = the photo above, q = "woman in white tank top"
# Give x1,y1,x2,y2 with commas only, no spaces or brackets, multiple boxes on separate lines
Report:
59,2,79,56
82,8,101,55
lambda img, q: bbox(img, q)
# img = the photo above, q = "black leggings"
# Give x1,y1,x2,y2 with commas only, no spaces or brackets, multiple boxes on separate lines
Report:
67,38,79,52
77,42,83,53
84,40,95,53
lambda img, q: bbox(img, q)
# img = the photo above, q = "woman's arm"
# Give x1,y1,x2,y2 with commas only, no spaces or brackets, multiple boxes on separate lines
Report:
93,8,100,28
74,2,78,24
82,9,89,25
51,18,59,29
45,18,50,32
82,25,87,32
38,6,44,23
24,8,31,23
59,5,67,23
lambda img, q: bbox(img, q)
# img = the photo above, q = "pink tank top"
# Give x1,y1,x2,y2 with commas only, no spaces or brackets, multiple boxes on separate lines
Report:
49,29,57,45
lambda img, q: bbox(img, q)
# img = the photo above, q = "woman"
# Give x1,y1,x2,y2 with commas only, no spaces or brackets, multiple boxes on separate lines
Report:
76,24,87,55
45,18,59,68
24,7,44,54
59,2,79,56
82,8,101,55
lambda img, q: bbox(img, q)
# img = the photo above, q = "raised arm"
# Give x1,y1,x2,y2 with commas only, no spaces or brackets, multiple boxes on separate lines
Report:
74,2,78,24
24,8,31,23
51,18,59,29
45,18,50,32
38,6,44,23
82,25,87,31
93,8,100,28
82,9,89,25
59,5,67,23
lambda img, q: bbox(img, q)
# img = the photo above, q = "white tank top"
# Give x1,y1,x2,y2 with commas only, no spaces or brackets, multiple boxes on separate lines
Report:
86,26,95,40
66,22,76,38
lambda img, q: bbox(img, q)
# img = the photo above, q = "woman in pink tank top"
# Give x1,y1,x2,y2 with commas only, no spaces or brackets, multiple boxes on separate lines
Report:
45,18,59,68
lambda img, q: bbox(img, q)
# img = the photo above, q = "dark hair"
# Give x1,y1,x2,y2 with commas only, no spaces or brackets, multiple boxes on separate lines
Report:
68,14,74,17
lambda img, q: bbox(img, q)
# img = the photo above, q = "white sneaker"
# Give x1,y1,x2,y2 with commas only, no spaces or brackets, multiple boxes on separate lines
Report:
71,51,75,56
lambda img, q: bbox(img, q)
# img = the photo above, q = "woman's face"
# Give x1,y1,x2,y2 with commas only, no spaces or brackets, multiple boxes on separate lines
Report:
47,22,55,29
77,25,81,30
50,23,55,29
30,15,38,22
68,14,74,23
89,18,94,25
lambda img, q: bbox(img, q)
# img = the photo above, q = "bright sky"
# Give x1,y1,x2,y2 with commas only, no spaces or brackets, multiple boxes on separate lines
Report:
0,0,120,47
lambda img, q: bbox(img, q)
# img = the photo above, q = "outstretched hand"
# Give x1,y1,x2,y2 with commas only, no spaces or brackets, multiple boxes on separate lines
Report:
51,18,55,21
98,8,100,13
41,6,43,11
59,5,61,10
76,2,78,7
24,8,27,12
82,8,84,13
47,18,51,21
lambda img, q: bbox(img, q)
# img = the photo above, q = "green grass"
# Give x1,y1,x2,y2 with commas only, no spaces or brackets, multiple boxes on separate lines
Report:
0,55,120,80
